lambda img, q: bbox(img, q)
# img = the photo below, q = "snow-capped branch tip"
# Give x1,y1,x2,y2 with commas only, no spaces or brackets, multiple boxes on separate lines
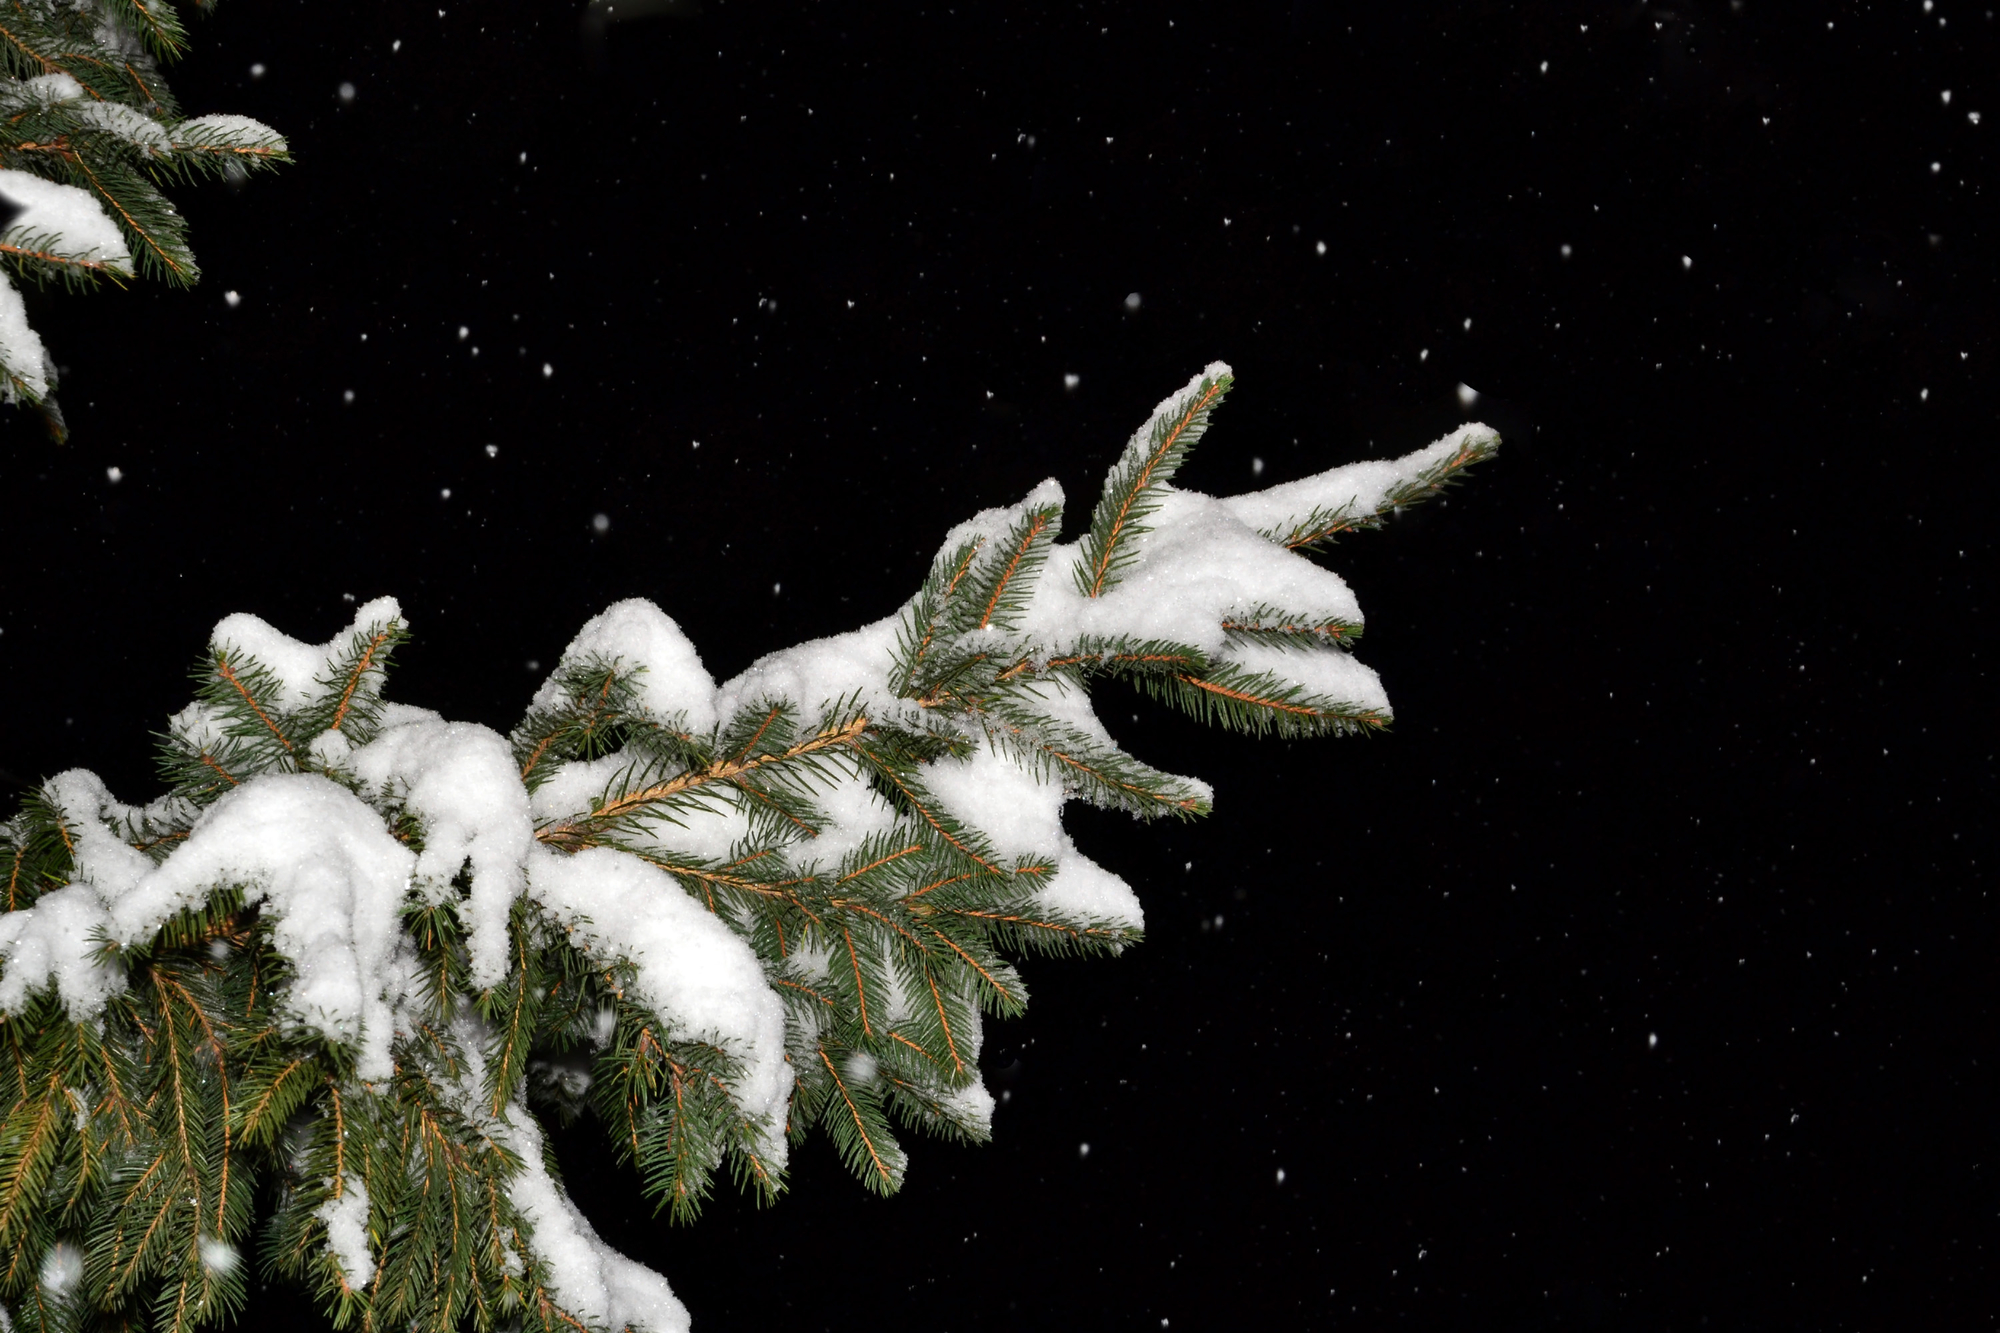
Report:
1077,361,1234,598
1225,421,1502,555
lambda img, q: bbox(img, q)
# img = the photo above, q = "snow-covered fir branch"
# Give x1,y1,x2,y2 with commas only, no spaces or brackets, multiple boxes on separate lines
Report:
0,0,288,437
0,364,1496,1333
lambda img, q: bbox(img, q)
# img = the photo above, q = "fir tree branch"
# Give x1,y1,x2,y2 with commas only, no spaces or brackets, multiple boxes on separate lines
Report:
1158,666,1391,738
968,503,1059,633
1253,426,1502,555
536,713,867,849
0,1071,65,1245
895,538,985,695
103,0,189,60
922,966,965,1076
924,927,1024,1016
1077,366,1232,598
815,1045,898,1194
850,745,1004,875
325,625,398,734
69,147,195,282
0,366,1492,1329
1220,603,1365,648
839,923,873,1038
0,232,130,283
210,653,295,756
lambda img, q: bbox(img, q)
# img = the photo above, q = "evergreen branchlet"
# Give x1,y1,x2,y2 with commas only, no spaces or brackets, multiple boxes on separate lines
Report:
0,366,1495,1331
0,0,289,437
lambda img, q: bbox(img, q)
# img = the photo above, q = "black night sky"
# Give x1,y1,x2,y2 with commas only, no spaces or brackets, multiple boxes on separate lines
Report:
0,2,1990,1328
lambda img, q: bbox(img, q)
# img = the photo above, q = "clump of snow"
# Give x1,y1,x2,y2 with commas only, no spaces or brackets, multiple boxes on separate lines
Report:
209,595,402,711
0,273,52,402
535,599,718,732
1042,490,1365,655
942,1078,996,1134
198,1236,240,1275
314,1175,374,1289
307,728,353,768
1218,640,1390,715
38,1242,82,1293
503,1102,691,1333
351,719,532,989
1035,841,1144,931
0,778,194,1019
166,699,228,757
527,753,631,824
0,169,132,271
930,476,1065,568
788,769,899,869
107,774,417,1081
527,846,791,1161
377,702,443,730
172,113,287,152
712,617,902,727
74,101,170,153
921,747,1062,860
42,769,154,900
14,73,84,106
626,790,754,863
0,884,123,1019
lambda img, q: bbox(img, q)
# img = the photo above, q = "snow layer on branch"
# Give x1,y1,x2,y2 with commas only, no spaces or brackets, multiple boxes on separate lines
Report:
172,113,287,152
793,769,899,868
537,599,717,731
631,791,754,861
1219,640,1390,714
504,1106,690,1333
1018,492,1362,655
42,770,155,900
11,73,84,107
1035,840,1144,930
527,846,791,1159
0,771,216,1017
922,747,1062,859
530,752,757,864
351,720,532,989
526,753,625,824
934,476,1066,556
0,885,122,1017
74,101,169,153
0,272,50,402
1221,423,1496,537
209,596,404,711
0,168,132,270
314,1175,374,1290
108,774,417,1080
941,1078,997,1135
713,617,902,725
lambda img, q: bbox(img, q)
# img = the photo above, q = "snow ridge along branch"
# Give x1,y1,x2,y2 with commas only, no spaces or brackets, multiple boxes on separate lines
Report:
0,365,1495,1333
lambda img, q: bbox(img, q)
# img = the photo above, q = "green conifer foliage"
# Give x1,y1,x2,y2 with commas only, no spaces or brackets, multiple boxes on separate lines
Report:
0,367,1495,1332
0,0,289,438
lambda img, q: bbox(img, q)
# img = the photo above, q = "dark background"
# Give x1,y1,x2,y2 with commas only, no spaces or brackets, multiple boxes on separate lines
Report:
1,0,1991,1327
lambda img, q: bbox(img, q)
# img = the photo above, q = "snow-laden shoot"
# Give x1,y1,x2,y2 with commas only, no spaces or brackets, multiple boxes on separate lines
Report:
0,0,289,437
0,365,1495,1333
